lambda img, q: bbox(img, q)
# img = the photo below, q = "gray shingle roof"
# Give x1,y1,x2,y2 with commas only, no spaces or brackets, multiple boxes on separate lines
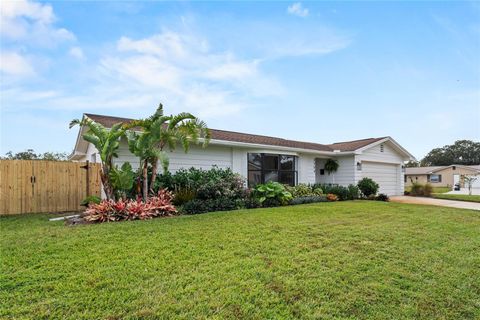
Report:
84,113,387,153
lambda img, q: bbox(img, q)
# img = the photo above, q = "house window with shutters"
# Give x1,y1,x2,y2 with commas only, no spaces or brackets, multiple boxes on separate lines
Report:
427,174,442,183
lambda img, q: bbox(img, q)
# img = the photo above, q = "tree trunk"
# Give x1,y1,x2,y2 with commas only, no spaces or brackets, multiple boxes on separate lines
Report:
100,166,115,200
149,157,158,195
142,160,149,201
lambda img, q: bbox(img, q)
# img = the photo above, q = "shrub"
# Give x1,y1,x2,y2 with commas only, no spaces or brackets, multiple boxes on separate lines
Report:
357,178,379,197
423,183,433,197
172,187,197,206
286,184,323,198
347,184,360,200
290,195,327,205
252,181,293,206
83,189,177,223
151,167,247,214
410,183,433,197
326,193,338,201
313,184,352,201
81,195,101,207
376,193,390,202
181,197,245,215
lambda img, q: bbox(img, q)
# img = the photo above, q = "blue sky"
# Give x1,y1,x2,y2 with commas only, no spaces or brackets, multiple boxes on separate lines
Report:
1,1,479,159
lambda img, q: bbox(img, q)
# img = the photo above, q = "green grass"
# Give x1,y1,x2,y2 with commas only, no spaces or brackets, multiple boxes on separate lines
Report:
405,186,451,194
432,193,480,203
1,202,479,319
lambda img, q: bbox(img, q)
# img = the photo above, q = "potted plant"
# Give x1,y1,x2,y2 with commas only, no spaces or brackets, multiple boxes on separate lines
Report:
324,159,339,183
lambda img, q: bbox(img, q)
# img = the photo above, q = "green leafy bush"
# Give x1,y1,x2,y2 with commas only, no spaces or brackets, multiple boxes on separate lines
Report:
81,195,101,207
252,181,293,207
313,184,358,201
285,184,323,198
172,187,197,206
290,195,327,205
376,193,390,202
181,198,245,215
152,167,247,214
110,162,135,199
347,184,360,200
357,178,379,197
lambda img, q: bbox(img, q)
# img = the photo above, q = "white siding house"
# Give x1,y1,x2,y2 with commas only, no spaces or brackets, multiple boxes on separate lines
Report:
71,114,415,196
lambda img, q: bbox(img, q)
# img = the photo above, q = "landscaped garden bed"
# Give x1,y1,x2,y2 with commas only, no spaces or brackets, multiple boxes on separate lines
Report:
1,202,479,319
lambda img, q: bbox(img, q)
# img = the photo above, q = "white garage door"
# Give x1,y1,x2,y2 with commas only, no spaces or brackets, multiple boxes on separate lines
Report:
362,162,399,196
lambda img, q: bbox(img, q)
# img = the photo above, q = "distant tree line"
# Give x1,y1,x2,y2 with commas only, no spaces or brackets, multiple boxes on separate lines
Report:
406,140,480,167
1,149,69,161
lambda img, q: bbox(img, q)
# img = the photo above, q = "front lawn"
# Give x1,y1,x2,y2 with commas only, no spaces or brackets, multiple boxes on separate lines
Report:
432,193,480,203
1,202,479,319
405,186,451,194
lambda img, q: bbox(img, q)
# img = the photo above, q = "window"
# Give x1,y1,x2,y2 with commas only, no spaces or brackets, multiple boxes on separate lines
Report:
404,175,407,183
247,153,297,187
320,169,325,175
428,174,442,183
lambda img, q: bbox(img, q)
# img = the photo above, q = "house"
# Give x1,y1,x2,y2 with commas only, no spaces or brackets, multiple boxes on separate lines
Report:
71,113,415,196
405,165,480,189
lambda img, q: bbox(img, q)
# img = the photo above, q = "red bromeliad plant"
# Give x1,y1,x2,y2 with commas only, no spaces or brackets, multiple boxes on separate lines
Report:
84,189,177,223
326,193,338,202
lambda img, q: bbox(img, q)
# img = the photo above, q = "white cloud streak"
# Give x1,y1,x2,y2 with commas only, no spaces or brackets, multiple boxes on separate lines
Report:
287,3,309,18
0,51,35,76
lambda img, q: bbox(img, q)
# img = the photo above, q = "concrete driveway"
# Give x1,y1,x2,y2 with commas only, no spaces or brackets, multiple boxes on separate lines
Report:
390,196,480,211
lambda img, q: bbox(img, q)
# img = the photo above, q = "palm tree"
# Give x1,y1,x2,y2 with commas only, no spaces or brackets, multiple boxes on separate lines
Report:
125,104,210,200
126,130,162,201
70,118,125,200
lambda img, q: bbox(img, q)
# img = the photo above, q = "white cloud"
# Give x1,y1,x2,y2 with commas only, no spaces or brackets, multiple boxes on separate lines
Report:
0,51,35,76
0,0,75,45
287,3,309,18
93,31,283,117
1,29,284,118
69,47,84,60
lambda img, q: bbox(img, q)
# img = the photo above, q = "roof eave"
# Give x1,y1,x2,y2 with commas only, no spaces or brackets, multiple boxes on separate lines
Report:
208,139,353,156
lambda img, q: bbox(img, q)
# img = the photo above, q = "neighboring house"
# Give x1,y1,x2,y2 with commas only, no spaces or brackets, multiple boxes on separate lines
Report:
71,114,415,196
405,165,480,188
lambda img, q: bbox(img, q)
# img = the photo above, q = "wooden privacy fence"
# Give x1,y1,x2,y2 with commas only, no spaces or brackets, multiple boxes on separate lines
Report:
0,160,101,215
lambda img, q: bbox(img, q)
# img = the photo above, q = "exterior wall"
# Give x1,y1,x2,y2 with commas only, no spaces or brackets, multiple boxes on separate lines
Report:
357,141,405,164
315,156,356,186
297,153,316,184
405,174,429,186
94,139,317,184
405,167,480,187
112,138,233,172
77,143,100,163
357,142,405,195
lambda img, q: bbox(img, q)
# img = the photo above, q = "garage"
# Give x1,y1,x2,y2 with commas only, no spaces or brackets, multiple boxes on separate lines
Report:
362,161,399,196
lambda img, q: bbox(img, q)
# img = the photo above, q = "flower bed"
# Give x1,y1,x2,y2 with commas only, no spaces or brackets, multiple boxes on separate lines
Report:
83,190,177,223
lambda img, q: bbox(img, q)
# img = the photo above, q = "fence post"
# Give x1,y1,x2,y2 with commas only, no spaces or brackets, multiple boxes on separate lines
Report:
81,161,90,197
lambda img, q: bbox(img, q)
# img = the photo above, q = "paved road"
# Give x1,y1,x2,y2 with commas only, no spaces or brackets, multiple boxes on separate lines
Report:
390,196,480,211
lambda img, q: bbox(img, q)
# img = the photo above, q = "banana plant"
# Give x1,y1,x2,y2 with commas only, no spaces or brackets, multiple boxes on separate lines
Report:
70,117,125,200
109,162,135,200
